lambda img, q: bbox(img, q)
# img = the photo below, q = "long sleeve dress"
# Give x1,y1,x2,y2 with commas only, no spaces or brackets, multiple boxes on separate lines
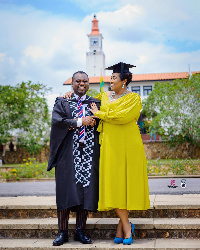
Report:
94,92,150,211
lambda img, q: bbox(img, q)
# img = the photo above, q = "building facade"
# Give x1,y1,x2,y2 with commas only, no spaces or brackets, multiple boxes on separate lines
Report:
64,72,198,101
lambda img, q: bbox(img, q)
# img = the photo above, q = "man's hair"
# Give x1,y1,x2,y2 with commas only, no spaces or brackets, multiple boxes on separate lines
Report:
72,71,89,82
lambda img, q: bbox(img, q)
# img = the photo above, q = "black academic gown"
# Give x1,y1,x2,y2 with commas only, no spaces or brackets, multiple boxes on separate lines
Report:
47,95,100,212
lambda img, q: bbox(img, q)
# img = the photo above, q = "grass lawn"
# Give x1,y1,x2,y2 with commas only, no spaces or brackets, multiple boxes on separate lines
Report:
0,158,54,180
0,158,199,181
1,163,22,168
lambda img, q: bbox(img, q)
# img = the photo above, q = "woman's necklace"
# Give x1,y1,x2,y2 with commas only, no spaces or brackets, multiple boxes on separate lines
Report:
110,90,128,102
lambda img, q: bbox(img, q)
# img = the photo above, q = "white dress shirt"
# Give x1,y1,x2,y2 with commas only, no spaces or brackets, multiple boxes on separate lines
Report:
73,93,86,127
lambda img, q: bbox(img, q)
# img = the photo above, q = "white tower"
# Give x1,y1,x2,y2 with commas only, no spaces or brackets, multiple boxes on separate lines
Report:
86,14,105,76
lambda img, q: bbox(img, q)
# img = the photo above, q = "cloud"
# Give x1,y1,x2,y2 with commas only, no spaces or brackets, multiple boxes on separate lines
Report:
94,2,200,73
66,0,123,12
98,1,200,45
24,46,45,59
0,53,6,59
0,0,200,111
103,39,200,75
137,0,200,42
96,5,153,43
0,4,88,87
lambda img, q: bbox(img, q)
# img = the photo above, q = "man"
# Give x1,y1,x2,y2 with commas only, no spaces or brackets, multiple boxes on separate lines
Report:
47,71,100,246
148,121,157,142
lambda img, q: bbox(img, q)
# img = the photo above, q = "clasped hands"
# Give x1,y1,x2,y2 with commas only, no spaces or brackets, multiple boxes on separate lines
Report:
63,91,99,127
82,116,97,127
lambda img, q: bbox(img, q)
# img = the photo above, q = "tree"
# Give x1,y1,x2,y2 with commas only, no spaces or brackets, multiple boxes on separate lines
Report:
0,81,51,156
86,88,100,98
142,73,200,146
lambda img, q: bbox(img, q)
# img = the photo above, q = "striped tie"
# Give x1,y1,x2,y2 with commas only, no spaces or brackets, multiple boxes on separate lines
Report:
78,97,85,142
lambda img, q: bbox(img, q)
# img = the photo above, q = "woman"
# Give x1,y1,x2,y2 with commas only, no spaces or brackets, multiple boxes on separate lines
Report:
89,62,150,245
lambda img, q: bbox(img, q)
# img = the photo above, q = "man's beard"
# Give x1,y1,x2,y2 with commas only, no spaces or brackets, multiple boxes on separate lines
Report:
77,89,86,96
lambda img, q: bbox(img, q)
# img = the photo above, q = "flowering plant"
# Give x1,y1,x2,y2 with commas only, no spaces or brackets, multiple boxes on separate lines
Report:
142,74,200,146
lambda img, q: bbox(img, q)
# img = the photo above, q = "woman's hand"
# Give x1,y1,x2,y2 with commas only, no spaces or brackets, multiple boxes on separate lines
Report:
62,91,73,99
89,102,98,114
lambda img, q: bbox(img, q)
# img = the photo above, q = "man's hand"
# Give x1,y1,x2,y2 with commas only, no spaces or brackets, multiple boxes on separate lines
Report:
82,116,98,127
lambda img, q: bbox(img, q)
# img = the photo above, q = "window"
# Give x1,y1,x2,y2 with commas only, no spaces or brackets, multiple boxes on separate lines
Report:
143,86,152,96
131,86,140,95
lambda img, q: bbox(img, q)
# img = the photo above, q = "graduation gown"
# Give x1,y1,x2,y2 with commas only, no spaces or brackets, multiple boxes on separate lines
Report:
47,95,100,212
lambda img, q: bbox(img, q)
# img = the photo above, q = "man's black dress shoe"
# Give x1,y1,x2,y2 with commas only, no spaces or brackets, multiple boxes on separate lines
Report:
74,229,92,244
53,231,68,246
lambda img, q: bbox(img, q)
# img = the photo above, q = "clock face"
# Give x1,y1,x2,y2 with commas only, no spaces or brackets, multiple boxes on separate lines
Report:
90,38,99,46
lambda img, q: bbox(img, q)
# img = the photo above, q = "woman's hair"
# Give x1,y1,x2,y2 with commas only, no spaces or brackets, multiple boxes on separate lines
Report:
120,72,132,86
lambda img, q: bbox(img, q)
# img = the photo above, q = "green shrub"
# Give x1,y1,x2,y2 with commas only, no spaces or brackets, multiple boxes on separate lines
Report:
147,158,200,176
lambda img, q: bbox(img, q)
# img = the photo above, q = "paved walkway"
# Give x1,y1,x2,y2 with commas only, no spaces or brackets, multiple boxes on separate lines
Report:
0,178,200,196
0,238,200,249
1,194,200,209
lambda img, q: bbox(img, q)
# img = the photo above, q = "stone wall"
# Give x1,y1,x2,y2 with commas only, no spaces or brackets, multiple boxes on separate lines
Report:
1,142,199,164
144,142,200,159
1,146,50,164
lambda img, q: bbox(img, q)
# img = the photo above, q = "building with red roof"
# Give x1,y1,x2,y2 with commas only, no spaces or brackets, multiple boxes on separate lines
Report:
63,71,198,101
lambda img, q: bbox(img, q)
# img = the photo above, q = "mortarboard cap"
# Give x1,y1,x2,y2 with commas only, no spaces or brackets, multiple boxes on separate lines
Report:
105,62,136,74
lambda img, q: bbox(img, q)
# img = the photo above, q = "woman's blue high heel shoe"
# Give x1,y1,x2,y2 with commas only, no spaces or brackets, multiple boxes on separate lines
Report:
114,237,124,244
123,223,135,245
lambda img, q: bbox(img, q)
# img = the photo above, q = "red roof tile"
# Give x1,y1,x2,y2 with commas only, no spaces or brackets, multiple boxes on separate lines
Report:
63,72,199,85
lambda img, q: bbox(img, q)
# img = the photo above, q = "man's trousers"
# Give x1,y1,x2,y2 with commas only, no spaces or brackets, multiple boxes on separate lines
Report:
57,208,88,232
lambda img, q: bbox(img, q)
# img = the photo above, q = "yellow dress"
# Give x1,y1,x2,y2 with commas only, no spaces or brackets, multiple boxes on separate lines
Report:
95,92,150,211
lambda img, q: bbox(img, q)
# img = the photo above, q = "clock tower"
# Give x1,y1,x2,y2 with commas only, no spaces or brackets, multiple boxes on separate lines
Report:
86,14,105,76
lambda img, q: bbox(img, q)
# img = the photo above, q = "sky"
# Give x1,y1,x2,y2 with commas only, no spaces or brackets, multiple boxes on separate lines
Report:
0,0,200,111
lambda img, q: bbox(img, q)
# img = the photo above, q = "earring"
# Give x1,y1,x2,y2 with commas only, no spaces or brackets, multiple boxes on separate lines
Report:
122,84,125,88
